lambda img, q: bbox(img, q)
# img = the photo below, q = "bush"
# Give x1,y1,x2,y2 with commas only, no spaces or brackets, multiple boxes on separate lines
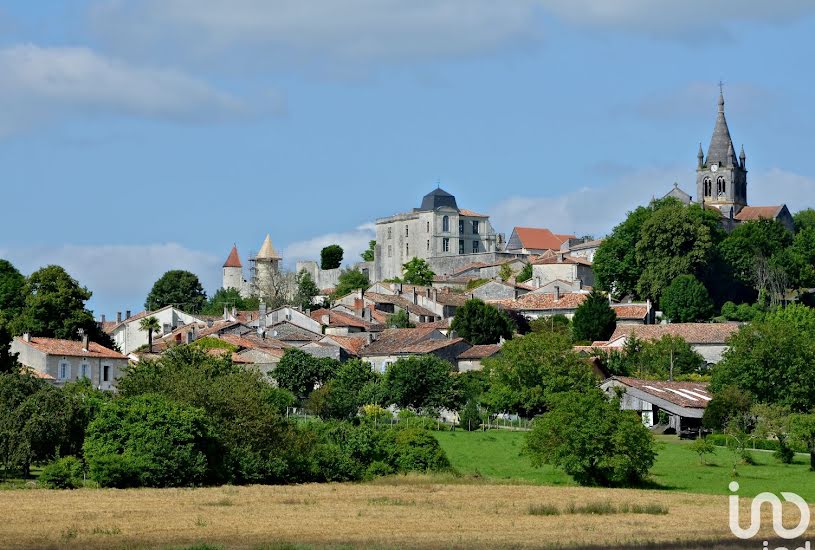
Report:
39,456,84,489
386,428,450,472
458,399,482,431
87,453,144,488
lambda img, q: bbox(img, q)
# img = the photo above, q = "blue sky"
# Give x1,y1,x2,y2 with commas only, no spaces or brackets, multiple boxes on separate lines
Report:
1,1,814,316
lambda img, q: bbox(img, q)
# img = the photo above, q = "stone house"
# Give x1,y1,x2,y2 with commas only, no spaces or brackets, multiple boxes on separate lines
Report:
309,307,382,336
470,280,531,301
12,333,128,390
607,323,740,365
106,306,204,355
456,344,502,372
601,376,711,433
611,302,655,325
359,327,468,373
504,227,574,255
490,291,590,320
531,254,595,290
562,238,603,263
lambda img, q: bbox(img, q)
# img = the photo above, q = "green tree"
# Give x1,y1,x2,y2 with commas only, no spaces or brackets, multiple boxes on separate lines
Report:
660,275,714,322
789,414,815,471
294,270,320,311
145,270,206,312
711,305,815,412
451,299,514,345
360,240,376,262
139,316,160,353
719,219,793,290
320,245,344,270
458,399,482,431
387,309,414,328
593,205,656,298
702,385,753,432
498,263,513,282
787,227,815,288
483,331,596,417
333,268,369,298
794,208,815,234
383,355,452,411
308,359,381,420
525,389,656,487
84,394,220,488
402,257,435,286
274,348,340,399
0,321,18,374
0,259,25,321
753,403,794,464
201,288,260,316
516,263,533,283
571,290,617,343
635,203,720,302
11,265,114,348
689,437,716,465
529,315,571,336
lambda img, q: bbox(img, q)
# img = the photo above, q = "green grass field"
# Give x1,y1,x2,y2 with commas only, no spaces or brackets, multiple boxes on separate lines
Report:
434,430,815,500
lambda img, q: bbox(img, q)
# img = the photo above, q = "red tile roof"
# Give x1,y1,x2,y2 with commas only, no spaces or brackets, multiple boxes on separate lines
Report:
531,255,593,266
361,327,443,355
458,208,488,218
321,335,368,356
310,308,379,330
491,292,589,311
512,227,575,251
609,376,711,409
609,323,740,345
402,337,466,354
223,245,243,268
611,304,649,320
16,336,126,360
734,205,784,222
457,344,501,359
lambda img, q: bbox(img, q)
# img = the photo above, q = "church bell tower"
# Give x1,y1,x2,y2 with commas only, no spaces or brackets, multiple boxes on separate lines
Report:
696,87,748,218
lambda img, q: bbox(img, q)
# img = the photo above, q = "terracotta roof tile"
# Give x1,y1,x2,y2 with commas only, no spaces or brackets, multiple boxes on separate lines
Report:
320,335,368,356
734,206,784,222
511,227,575,251
458,209,488,217
402,337,466,353
223,245,243,268
361,327,443,355
609,376,711,409
457,344,501,359
310,308,377,330
490,292,588,311
611,304,649,320
609,323,740,345
16,336,126,360
531,255,592,266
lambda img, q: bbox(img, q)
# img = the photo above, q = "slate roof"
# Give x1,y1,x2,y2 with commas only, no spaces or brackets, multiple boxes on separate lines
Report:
510,227,575,251
609,323,740,345
16,336,126,360
223,245,242,268
419,188,458,211
705,92,739,167
361,327,442,355
610,376,712,409
457,344,501,359
734,205,785,222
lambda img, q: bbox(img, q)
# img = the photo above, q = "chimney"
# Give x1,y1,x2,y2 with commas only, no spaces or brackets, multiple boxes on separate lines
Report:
362,308,371,322
557,252,564,263
554,286,561,301
223,306,229,320
413,292,418,305
357,288,364,301
535,277,541,288
426,288,431,298
366,333,373,345
23,332,31,342
117,312,122,323
321,314,330,325
207,319,214,328
82,333,90,352
126,310,131,319
100,314,106,324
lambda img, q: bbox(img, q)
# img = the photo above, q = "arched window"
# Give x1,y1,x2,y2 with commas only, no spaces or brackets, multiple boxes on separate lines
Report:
703,177,712,197
442,215,449,232
717,176,726,196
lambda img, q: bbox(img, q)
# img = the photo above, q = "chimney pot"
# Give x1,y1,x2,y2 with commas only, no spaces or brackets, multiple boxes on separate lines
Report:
117,312,122,323
126,310,131,319
100,314,106,324
23,332,31,342
82,333,90,352
555,286,561,301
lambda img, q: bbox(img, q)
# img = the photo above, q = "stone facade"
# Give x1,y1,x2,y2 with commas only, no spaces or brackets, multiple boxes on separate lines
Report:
373,188,499,281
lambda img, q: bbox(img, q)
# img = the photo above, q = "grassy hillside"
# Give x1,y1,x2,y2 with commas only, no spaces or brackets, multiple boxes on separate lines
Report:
435,430,815,500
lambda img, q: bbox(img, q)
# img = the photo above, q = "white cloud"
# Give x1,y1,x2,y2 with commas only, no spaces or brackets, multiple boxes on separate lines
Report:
282,223,376,268
538,0,815,38
750,169,815,213
0,44,251,135
89,0,545,68
1,243,221,316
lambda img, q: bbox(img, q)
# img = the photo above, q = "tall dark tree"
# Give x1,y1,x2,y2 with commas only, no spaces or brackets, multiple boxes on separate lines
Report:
571,290,617,343
273,348,340,399
360,240,376,262
145,270,206,312
320,245,344,270
401,257,435,286
294,270,320,311
383,355,452,411
719,219,793,290
794,208,815,234
593,205,656,298
660,275,714,322
332,268,369,299
0,259,25,321
451,299,514,345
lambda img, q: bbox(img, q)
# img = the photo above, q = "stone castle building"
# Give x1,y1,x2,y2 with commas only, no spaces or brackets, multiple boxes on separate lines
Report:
373,188,507,281
222,234,286,298
666,90,793,231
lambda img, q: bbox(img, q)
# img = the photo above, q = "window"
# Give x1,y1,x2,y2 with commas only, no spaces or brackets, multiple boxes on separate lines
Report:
472,220,479,234
459,239,465,254
59,362,70,380
426,221,430,232
80,363,90,379
387,227,392,239
103,365,110,382
458,220,464,234
442,215,449,232
387,245,393,258
472,240,479,253
442,238,449,252
717,176,726,196
405,225,409,237
406,243,409,256
703,177,712,197
426,239,430,251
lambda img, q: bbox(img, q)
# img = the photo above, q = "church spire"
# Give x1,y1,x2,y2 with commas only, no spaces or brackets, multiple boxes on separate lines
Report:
705,86,738,167
697,142,704,168
739,144,746,168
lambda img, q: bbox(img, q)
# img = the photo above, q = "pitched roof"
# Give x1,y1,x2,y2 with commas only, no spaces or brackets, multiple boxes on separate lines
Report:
609,323,740,345
419,187,457,211
361,327,442,355
491,292,588,311
531,255,593,266
223,245,242,268
457,344,501,359
320,335,368,356
256,234,281,260
734,205,785,222
365,292,438,318
510,227,575,251
611,304,649,321
705,92,739,167
609,376,711,409
310,308,378,330
458,208,488,218
218,333,288,352
568,239,603,251
15,336,126,360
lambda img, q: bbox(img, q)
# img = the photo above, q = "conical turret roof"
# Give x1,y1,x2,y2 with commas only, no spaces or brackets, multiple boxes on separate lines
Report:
256,234,281,260
223,245,242,268
705,91,739,167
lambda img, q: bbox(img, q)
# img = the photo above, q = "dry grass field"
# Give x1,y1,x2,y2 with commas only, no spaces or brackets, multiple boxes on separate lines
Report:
2,476,811,550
